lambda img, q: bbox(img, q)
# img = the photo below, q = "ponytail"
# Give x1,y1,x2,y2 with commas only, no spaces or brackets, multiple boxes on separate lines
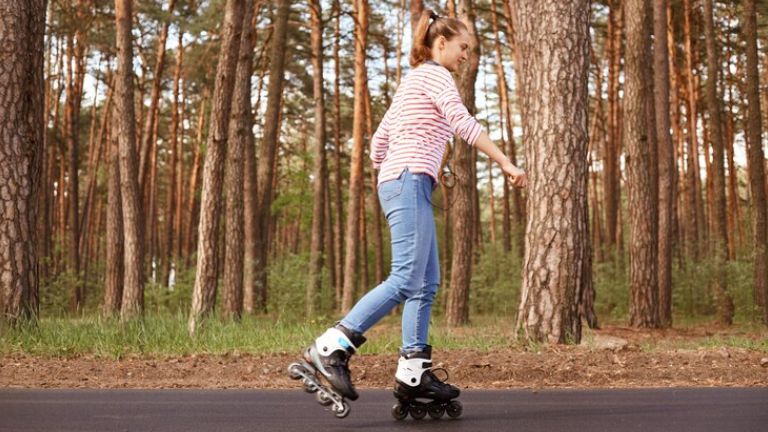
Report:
409,9,469,68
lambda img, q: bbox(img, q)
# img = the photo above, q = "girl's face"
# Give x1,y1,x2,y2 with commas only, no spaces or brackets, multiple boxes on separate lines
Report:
432,30,471,72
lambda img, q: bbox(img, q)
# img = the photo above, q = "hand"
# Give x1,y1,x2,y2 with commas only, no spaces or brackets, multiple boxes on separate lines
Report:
502,162,527,188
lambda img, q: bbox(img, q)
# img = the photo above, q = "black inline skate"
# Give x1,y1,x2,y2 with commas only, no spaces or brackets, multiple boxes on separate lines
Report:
391,346,462,420
287,325,366,419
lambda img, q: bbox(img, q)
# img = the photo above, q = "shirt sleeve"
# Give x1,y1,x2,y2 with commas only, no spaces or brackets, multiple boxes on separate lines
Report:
369,107,392,169
427,69,484,146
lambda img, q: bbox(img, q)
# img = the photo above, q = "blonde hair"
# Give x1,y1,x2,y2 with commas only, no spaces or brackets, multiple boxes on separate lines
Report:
409,9,469,68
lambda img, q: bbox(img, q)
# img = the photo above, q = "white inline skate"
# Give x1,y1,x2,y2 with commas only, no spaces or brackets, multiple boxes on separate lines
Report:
287,325,366,419
391,346,462,420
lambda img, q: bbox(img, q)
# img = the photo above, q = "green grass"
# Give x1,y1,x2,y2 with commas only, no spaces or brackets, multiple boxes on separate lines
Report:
0,313,524,359
3,311,765,359
6,237,767,358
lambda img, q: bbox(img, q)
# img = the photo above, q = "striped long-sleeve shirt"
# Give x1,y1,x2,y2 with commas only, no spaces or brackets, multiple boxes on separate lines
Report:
370,60,484,185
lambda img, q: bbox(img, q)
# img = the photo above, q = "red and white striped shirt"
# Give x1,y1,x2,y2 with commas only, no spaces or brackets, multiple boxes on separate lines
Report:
370,60,484,185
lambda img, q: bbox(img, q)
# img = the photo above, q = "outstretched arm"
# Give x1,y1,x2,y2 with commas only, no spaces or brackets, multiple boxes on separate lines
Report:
474,131,527,188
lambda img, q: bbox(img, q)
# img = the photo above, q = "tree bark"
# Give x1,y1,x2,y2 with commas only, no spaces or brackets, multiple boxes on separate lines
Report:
625,0,659,328
253,0,290,313
394,0,406,88
188,0,245,332
138,0,177,193
341,0,369,313
183,92,207,266
654,0,675,328
365,83,385,286
0,0,46,324
514,0,591,343
703,0,733,325
604,0,623,250
104,109,123,317
490,0,522,254
114,0,144,321
445,0,480,327
244,7,268,314
667,2,686,269
307,0,328,317
64,3,88,312
742,0,768,325
222,0,256,321
164,31,184,286
332,0,344,308
682,0,704,260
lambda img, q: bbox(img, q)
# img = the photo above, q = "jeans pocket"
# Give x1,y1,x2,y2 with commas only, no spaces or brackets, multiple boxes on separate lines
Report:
378,169,407,201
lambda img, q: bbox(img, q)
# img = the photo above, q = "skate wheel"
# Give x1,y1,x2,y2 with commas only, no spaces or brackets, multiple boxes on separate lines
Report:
391,403,408,421
303,379,319,393
287,363,303,380
333,401,351,419
409,404,426,420
316,391,333,406
427,404,445,419
446,400,462,418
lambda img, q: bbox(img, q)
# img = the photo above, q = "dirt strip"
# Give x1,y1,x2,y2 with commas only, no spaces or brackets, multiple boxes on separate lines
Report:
3,345,766,389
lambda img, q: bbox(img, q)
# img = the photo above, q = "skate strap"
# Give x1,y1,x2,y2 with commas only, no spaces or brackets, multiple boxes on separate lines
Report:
318,328,359,356
429,367,450,383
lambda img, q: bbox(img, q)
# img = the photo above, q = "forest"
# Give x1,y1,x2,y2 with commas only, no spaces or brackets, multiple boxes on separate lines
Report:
1,0,767,350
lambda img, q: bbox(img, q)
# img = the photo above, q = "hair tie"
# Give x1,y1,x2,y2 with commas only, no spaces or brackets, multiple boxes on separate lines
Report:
430,11,440,21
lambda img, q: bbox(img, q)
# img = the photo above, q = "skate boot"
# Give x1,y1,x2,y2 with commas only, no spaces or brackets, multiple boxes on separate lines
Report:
287,325,366,419
391,346,462,420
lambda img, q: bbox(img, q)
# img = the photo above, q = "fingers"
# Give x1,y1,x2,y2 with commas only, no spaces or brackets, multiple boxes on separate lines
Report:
508,173,527,188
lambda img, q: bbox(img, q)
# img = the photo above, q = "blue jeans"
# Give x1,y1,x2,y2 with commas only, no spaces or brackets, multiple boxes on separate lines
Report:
339,168,439,354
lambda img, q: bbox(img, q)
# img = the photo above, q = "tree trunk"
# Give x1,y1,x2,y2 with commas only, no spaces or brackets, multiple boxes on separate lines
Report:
341,0,369,314
114,0,144,321
244,6,267,314
39,17,56,285
79,75,109,278
188,0,245,332
395,0,406,88
625,0,659,328
445,0,480,327
683,0,703,260
742,0,767,325
703,0,733,325
667,2,686,269
183,92,207,266
359,183,369,296
0,0,46,324
222,0,256,321
175,80,187,262
138,0,177,193
364,84,385,286
104,109,124,317
604,0,623,250
513,0,590,343
654,0,675,328
332,0,345,308
164,31,184,286
307,0,328,317
491,0,522,254
253,0,290,313
65,16,87,312
324,170,337,305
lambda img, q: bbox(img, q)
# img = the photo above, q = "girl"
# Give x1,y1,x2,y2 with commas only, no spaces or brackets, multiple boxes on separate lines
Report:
293,9,527,417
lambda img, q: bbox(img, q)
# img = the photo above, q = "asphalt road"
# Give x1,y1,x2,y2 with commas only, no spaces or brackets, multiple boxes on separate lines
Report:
1,388,766,432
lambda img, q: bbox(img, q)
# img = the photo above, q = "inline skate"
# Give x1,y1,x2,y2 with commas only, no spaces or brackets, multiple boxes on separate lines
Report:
287,325,366,419
391,346,462,420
